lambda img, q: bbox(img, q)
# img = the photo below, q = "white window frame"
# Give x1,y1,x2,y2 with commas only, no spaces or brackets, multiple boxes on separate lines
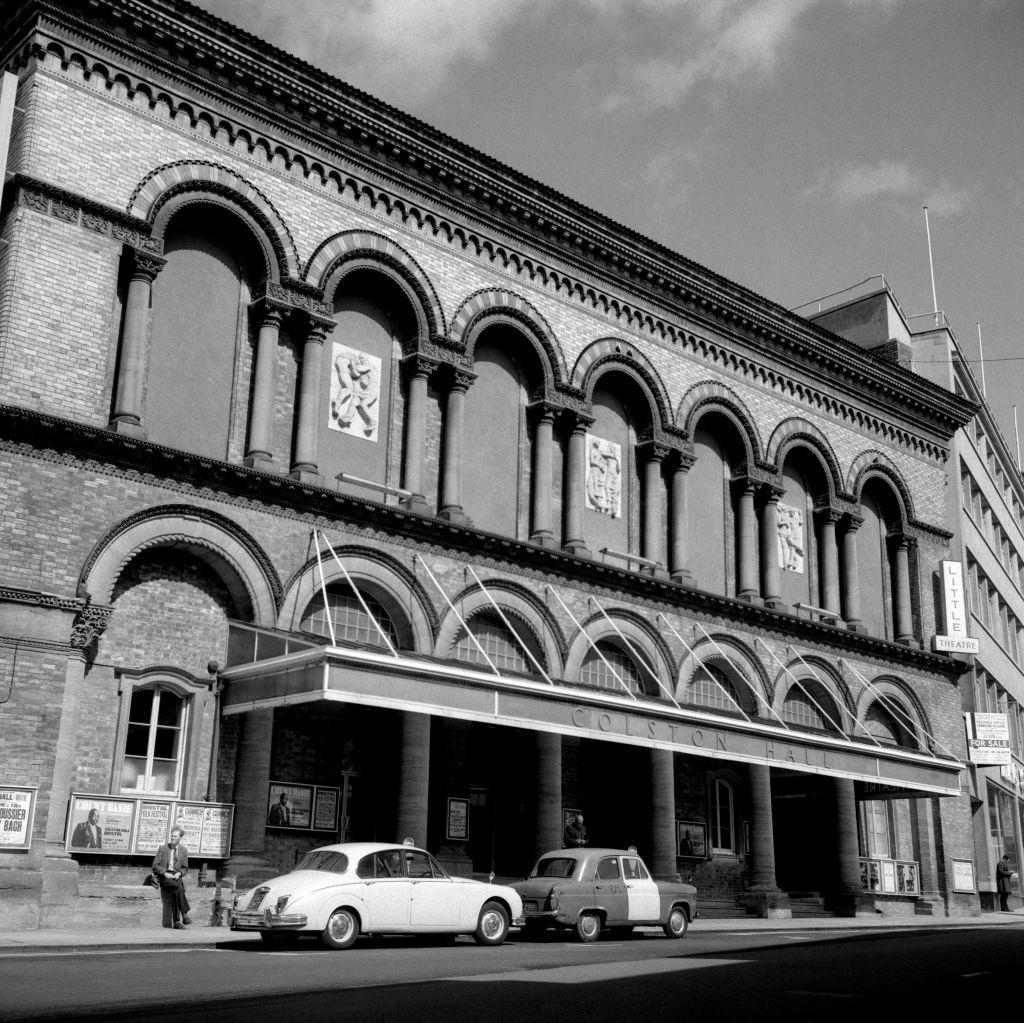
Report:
709,778,735,854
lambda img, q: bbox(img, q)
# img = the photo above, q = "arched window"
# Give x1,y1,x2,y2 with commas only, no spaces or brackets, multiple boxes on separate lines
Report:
710,778,735,853
783,682,840,732
301,584,400,650
579,640,654,694
121,685,187,795
865,700,915,748
452,612,542,674
687,664,742,712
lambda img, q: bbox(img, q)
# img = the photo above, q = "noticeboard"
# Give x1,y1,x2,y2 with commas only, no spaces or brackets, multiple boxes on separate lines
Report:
267,782,341,832
0,786,37,850
65,793,233,857
952,858,976,893
446,797,469,841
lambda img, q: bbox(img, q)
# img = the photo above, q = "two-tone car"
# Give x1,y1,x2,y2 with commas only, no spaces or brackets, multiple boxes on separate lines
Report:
231,841,523,949
513,847,697,942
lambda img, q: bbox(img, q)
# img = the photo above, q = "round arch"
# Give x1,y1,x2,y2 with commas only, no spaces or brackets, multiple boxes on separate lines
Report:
280,546,438,654
853,674,929,749
306,231,444,343
848,451,915,528
773,658,852,733
675,381,762,465
573,339,672,431
433,580,565,675
79,505,281,626
451,290,567,388
676,633,771,713
768,419,844,500
129,161,298,281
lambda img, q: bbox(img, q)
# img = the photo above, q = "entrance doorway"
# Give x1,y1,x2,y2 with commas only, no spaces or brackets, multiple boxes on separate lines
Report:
468,787,494,875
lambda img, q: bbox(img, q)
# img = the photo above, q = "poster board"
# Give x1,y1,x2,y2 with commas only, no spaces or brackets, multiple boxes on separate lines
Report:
677,821,707,859
267,783,342,832
447,797,469,841
951,858,976,893
0,786,36,850
65,793,233,857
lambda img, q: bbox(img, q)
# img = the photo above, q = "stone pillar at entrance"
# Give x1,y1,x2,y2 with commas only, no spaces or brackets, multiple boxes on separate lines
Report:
225,709,276,885
396,712,430,847
533,732,562,860
831,777,869,916
739,764,790,918
649,749,676,879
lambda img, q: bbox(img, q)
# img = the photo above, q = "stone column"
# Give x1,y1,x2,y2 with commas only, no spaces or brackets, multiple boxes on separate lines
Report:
761,490,782,608
401,355,434,513
842,515,863,631
290,319,333,483
741,764,790,917
649,749,677,879
225,709,275,883
832,777,866,916
563,415,593,557
396,712,431,845
737,481,760,601
438,370,474,523
244,302,284,470
534,732,562,860
818,505,841,620
528,403,557,546
669,452,695,585
894,537,915,644
110,249,165,437
638,442,668,576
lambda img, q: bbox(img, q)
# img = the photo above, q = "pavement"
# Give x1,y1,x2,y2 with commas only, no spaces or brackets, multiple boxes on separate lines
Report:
0,909,1020,954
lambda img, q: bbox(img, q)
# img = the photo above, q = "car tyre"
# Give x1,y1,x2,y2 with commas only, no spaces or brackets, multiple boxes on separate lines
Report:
321,908,359,950
575,910,602,943
663,905,689,939
473,900,510,946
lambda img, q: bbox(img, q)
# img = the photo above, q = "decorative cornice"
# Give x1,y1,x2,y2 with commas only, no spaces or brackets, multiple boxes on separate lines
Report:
0,401,967,681
0,2,977,445
0,585,81,612
6,173,162,254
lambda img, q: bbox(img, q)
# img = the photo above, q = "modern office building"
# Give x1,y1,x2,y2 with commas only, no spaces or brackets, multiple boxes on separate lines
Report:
0,0,981,928
804,276,1023,911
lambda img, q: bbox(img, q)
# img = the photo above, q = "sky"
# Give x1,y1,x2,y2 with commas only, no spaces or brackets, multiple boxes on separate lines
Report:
196,0,1023,450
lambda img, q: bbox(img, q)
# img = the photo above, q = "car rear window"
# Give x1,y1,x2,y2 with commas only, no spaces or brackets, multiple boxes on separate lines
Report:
532,857,577,879
295,850,349,874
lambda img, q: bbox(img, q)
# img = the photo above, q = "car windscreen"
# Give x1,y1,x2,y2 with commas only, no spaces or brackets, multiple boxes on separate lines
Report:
531,857,578,879
294,850,349,874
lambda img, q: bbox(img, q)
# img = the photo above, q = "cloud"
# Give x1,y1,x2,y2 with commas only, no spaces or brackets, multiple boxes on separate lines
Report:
805,160,971,216
197,0,529,99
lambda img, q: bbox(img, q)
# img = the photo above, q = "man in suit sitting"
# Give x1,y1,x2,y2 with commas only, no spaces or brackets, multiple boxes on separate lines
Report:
152,826,191,928
71,808,102,849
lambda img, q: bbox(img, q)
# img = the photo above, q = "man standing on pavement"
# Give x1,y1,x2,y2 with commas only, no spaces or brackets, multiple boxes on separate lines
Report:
997,854,1014,912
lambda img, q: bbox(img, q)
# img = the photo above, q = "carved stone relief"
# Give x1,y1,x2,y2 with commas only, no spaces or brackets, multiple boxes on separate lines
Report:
329,343,381,441
585,434,622,519
777,501,805,573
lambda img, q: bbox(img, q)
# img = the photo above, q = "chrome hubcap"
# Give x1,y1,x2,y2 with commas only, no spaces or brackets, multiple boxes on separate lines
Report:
481,910,502,938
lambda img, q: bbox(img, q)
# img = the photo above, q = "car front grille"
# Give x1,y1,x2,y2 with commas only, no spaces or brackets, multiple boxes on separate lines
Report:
248,887,270,910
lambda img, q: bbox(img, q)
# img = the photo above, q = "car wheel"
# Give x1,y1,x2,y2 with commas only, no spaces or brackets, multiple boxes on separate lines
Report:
663,905,689,939
575,911,601,943
473,900,510,946
260,931,300,946
321,908,359,950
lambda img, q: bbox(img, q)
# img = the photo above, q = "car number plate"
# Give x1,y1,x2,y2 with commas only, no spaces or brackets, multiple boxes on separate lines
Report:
523,901,538,912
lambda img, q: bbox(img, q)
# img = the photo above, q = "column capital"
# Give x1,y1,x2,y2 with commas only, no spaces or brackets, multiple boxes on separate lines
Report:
248,297,287,328
305,319,335,344
401,352,441,378
527,399,560,424
569,412,595,435
813,498,843,523
636,439,671,463
128,248,166,282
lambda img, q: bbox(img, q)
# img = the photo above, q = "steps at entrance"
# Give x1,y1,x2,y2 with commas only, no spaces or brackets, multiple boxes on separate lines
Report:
694,898,752,920
39,885,225,930
788,894,831,918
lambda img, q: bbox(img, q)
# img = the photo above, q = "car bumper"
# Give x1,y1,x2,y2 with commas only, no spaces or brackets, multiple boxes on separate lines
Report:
232,910,308,931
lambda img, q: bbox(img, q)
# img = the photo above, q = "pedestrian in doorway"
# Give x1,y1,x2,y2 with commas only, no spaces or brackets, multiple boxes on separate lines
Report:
563,813,588,848
997,854,1014,912
153,826,192,928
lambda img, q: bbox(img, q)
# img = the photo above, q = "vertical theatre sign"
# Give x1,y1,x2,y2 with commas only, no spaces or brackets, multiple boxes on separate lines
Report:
933,560,980,654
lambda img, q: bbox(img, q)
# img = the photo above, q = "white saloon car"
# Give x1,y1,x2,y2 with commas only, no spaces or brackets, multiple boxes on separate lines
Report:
232,842,524,949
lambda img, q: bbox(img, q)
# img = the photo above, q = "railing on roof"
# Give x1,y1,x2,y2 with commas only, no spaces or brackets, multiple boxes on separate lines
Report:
791,274,907,321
